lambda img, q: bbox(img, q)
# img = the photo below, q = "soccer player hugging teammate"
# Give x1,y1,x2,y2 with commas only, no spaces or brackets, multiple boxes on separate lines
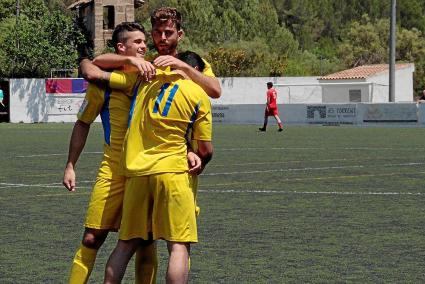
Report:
63,22,158,284
102,50,213,283
78,7,220,283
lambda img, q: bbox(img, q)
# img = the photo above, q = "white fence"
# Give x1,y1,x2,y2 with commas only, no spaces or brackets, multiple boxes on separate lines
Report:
8,78,425,125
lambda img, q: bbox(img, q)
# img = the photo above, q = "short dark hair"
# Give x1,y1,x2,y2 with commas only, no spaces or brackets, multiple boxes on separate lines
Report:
177,51,205,72
111,22,145,51
267,82,273,87
150,7,182,30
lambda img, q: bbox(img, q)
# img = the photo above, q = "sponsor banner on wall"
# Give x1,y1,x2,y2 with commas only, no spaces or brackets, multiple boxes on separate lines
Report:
306,104,357,124
47,97,85,116
45,78,87,117
45,78,88,94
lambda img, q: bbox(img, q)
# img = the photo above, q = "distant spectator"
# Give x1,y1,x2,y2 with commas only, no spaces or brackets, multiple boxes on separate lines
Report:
259,82,283,132
0,87,4,107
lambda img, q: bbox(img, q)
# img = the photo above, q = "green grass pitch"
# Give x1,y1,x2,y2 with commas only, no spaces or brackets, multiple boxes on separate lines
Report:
1,123,425,283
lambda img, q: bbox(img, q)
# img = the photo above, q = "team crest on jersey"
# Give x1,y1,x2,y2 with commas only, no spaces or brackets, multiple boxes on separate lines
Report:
78,99,88,115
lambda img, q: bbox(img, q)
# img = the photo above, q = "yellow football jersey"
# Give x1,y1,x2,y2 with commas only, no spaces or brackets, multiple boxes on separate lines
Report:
112,71,212,176
77,81,137,179
201,59,215,77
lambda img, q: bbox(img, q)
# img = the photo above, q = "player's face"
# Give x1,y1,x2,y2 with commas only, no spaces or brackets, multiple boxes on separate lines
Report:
151,20,183,56
119,30,147,58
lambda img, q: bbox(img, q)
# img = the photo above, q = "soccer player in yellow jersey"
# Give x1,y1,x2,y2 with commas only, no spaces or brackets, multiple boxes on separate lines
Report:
62,22,161,284
82,7,220,283
92,7,221,100
91,6,220,220
103,51,213,284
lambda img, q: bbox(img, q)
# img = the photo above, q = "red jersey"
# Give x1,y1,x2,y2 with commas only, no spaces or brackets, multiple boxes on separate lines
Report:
267,88,278,109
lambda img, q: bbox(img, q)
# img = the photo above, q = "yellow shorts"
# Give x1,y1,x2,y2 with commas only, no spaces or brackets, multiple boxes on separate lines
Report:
119,172,198,243
84,176,126,230
189,175,200,217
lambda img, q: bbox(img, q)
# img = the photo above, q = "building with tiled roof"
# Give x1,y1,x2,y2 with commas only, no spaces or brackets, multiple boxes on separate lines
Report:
318,63,415,103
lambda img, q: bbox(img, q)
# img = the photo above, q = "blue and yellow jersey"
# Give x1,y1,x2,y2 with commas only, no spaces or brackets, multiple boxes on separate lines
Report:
77,81,137,179
109,71,212,176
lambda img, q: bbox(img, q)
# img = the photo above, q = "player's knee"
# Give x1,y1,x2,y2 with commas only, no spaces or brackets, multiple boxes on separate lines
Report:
82,228,109,249
167,242,190,255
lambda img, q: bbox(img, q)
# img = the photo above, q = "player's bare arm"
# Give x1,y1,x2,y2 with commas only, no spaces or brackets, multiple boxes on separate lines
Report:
80,59,111,84
63,120,90,192
154,55,221,99
196,141,213,174
93,53,156,81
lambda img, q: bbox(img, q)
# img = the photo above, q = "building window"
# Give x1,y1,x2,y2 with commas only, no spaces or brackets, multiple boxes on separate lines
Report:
349,89,362,102
103,6,114,30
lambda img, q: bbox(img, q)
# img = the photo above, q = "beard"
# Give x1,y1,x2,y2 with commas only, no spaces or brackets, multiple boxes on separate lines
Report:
156,40,178,55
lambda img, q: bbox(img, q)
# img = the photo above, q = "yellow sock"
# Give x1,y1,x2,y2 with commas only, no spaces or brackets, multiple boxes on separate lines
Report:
68,245,98,284
135,243,158,284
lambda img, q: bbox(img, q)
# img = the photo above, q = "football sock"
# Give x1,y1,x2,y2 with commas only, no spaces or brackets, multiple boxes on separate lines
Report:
68,245,98,284
278,122,283,129
135,243,158,284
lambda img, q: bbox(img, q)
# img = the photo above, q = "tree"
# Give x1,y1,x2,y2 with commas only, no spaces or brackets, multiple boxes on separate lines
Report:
396,27,425,94
0,0,84,78
337,15,388,67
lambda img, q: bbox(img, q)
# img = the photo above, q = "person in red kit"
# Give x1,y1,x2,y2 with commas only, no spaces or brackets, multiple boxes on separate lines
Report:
259,82,283,132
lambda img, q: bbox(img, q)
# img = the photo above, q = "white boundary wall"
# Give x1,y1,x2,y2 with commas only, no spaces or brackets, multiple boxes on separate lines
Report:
10,79,100,123
9,78,425,125
213,103,425,125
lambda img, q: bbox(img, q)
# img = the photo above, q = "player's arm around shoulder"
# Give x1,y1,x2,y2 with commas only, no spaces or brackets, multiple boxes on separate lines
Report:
80,58,140,95
80,59,111,85
154,55,221,99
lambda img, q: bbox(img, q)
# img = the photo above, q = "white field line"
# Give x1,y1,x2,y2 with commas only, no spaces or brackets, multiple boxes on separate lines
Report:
218,147,425,151
15,146,425,158
16,152,102,158
1,162,423,189
202,162,425,176
199,189,424,196
198,172,422,186
209,157,401,167
0,169,424,197
0,181,94,189
29,190,424,197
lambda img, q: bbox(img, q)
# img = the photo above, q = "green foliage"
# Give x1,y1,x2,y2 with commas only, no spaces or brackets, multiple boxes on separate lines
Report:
205,46,256,77
3,0,425,87
396,27,425,93
0,0,15,20
338,15,388,68
0,0,84,78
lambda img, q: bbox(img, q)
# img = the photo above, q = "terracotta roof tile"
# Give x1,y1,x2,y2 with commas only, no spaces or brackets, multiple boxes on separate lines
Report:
320,63,412,80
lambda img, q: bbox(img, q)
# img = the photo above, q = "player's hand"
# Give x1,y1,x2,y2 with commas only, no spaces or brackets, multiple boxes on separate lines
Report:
63,165,76,192
153,55,188,70
172,69,190,79
126,57,156,81
187,151,202,175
